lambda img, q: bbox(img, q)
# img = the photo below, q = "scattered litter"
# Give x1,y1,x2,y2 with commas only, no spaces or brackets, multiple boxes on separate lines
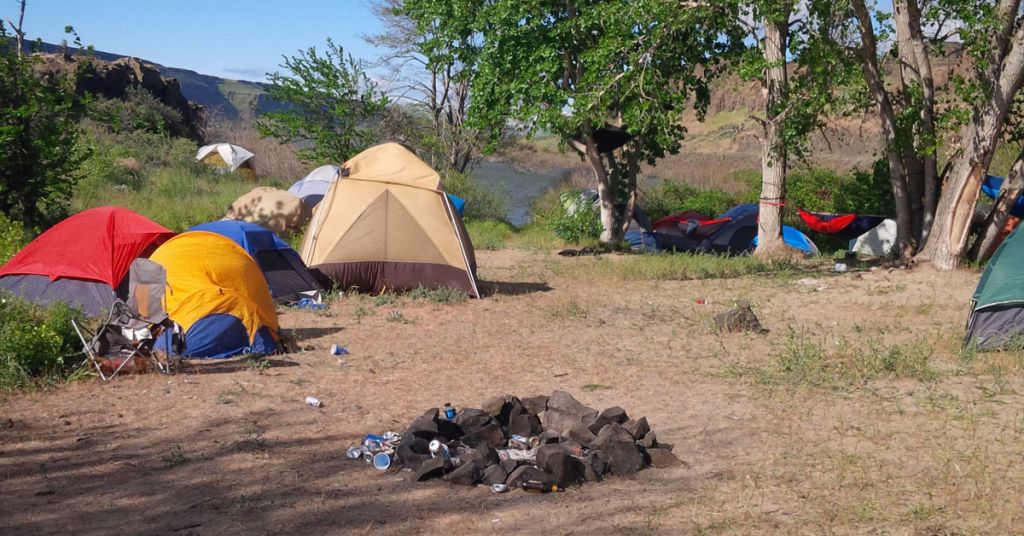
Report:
305,396,324,408
294,297,327,311
695,297,709,305
834,262,848,273
330,344,350,356
344,391,682,493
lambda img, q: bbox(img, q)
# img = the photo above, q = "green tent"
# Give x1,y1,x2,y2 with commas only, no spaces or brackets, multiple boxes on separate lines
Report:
966,225,1024,349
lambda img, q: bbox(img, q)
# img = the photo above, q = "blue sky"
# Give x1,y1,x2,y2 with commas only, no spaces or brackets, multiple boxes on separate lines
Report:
6,0,385,81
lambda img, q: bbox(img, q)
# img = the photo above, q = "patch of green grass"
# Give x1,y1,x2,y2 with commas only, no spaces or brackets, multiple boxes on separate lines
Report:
408,285,468,305
508,222,568,250
548,297,589,320
553,252,803,282
373,292,398,307
906,501,942,522
386,310,412,324
582,383,613,392
735,328,940,390
248,356,270,374
163,444,188,467
466,219,515,250
217,388,243,405
353,304,374,324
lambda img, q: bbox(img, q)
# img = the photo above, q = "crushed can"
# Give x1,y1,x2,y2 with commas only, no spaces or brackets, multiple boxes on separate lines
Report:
491,483,509,493
428,439,451,459
305,396,323,408
346,445,363,460
330,344,350,355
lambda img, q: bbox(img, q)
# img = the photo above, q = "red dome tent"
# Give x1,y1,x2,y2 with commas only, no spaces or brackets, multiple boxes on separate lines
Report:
0,207,173,315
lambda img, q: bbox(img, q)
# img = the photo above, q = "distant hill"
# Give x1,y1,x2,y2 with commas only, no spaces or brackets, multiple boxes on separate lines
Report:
28,41,270,121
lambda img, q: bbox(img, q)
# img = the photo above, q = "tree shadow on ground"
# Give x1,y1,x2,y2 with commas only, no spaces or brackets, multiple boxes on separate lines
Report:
282,327,345,341
177,357,299,375
478,281,553,297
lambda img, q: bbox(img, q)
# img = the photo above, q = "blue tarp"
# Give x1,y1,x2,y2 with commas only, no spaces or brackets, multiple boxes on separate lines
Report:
447,193,466,217
981,175,1024,218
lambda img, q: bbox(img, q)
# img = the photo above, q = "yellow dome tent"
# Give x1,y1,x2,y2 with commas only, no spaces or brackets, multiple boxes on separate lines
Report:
151,231,279,358
300,143,478,297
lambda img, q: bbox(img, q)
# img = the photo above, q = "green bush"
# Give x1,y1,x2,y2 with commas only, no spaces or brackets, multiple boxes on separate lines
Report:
0,213,26,265
551,190,602,243
442,171,508,222
640,181,741,221
86,87,187,137
466,219,514,250
0,296,84,391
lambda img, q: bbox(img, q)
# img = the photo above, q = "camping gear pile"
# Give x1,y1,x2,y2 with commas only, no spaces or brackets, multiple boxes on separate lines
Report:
347,391,681,492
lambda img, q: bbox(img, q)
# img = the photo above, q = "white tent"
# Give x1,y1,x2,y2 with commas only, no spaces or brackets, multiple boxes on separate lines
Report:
288,164,342,208
850,218,897,257
195,143,255,173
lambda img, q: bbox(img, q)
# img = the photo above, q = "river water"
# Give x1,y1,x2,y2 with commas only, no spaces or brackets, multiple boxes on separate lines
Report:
470,160,569,226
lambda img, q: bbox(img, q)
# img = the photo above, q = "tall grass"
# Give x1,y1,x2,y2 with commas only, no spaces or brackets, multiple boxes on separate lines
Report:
552,252,802,281
74,125,292,231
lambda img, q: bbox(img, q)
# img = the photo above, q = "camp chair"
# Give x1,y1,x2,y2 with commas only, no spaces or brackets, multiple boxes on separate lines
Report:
72,258,175,381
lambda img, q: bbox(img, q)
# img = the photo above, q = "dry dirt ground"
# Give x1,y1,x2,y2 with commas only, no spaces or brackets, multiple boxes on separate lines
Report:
3,249,1023,535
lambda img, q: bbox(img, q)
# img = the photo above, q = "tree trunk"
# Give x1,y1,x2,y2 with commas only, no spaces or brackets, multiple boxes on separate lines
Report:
900,0,940,242
968,147,1024,262
577,124,620,243
917,25,1024,269
755,15,789,259
893,0,925,243
852,0,915,261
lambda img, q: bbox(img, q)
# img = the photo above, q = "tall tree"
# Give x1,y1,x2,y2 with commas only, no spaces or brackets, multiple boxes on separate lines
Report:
738,1,859,257
256,40,389,165
916,0,1024,269
404,0,741,243
366,0,485,174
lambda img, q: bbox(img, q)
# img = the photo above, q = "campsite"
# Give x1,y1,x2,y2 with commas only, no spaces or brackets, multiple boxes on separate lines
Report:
8,0,1024,534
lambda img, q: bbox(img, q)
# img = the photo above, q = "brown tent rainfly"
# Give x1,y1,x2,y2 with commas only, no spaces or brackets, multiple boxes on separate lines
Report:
300,143,479,297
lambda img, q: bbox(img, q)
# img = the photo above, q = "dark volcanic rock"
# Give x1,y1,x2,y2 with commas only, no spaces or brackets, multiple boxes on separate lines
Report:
536,444,585,488
645,447,684,468
455,408,493,432
639,430,658,449
593,423,645,476
444,460,483,486
507,413,543,437
482,396,509,418
713,299,767,333
506,465,556,487
567,422,598,447
521,395,549,416
460,422,505,448
396,436,432,470
462,444,500,467
623,417,651,440
482,463,509,485
405,408,440,438
411,456,449,482
543,391,599,436
580,454,604,482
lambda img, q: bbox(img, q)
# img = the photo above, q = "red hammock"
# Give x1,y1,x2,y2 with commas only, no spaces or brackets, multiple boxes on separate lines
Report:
797,209,858,235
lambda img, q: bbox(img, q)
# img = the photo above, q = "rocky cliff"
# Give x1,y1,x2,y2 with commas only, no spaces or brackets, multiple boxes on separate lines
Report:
32,54,205,140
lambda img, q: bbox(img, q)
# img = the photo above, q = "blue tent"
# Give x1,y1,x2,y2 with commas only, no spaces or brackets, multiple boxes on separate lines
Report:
188,221,323,303
981,175,1024,218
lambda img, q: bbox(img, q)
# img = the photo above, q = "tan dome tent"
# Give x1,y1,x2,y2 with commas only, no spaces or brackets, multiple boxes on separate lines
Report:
225,187,309,236
196,143,256,180
300,143,478,297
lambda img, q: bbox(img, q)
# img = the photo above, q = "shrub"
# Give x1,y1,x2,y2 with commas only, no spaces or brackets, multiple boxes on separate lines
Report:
466,220,514,250
0,296,84,390
640,181,740,221
0,213,26,265
551,190,602,243
86,87,187,137
442,171,508,222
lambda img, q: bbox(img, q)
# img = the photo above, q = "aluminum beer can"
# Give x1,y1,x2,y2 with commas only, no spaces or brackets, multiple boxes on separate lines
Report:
305,396,323,408
346,445,363,459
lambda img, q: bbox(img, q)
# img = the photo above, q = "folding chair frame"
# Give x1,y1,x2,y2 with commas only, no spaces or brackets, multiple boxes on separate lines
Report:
72,301,172,381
